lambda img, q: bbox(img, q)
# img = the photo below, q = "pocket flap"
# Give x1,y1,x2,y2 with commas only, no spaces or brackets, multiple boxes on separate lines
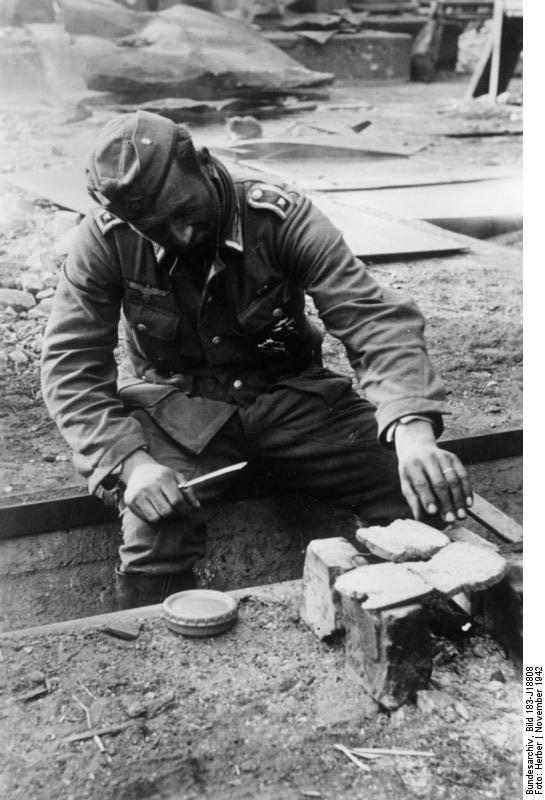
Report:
124,302,180,341
119,382,178,409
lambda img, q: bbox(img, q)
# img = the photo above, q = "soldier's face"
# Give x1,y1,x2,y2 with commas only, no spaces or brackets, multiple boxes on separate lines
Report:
129,160,220,259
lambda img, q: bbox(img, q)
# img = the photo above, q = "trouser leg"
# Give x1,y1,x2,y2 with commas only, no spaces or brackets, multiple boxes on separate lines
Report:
240,380,425,527
114,568,197,610
117,410,248,576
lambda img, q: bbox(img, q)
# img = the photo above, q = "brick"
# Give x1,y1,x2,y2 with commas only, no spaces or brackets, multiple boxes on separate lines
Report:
300,537,361,639
341,594,432,710
356,519,450,562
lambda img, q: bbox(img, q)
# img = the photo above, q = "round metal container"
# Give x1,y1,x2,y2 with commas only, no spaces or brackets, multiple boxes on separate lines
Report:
162,589,238,637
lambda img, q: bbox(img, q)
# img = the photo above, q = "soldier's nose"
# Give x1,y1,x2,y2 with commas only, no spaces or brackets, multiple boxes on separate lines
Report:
171,223,194,247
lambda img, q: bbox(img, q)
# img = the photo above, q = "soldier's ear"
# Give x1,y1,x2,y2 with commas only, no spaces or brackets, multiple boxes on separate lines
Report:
198,147,212,166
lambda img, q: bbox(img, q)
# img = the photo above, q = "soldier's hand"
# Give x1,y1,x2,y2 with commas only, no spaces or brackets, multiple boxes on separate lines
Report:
120,450,200,523
394,419,473,524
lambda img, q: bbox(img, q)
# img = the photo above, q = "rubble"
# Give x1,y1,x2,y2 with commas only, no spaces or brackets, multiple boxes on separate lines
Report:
0,289,35,312
59,0,333,100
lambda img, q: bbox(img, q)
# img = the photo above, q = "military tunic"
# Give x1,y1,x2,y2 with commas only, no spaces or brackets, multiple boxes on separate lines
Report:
41,175,446,499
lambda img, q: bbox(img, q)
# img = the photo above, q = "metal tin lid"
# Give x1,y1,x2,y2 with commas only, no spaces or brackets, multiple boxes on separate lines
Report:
162,589,238,637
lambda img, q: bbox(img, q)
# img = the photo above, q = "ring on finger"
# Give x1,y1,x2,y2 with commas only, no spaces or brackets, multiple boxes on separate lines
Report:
442,467,456,475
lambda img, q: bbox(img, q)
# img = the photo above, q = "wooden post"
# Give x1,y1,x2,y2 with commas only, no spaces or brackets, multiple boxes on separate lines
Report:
488,0,504,99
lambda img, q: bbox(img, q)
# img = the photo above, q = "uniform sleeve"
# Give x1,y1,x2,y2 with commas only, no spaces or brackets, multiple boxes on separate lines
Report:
278,193,447,441
41,216,149,493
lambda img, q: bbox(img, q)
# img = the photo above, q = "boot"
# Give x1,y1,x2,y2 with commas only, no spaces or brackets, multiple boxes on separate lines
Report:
114,568,196,611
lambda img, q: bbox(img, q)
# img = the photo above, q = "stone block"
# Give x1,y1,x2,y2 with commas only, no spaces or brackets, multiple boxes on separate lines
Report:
341,594,432,710
300,537,361,639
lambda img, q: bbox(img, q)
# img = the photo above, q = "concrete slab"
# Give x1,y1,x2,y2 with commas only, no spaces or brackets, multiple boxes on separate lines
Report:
265,31,412,81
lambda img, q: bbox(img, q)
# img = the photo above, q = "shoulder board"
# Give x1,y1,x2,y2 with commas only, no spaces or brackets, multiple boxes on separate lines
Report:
246,183,295,221
93,207,125,235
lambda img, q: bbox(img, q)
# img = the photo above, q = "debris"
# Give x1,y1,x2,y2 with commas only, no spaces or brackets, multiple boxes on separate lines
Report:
15,685,49,702
333,743,371,773
296,30,337,45
416,689,456,718
102,619,142,641
356,520,450,563
125,702,146,719
0,289,35,312
350,746,434,758
64,721,136,743
225,116,263,142
454,701,470,721
8,346,29,365
62,0,333,99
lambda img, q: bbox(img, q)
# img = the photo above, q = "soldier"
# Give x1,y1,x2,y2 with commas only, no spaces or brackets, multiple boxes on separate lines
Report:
41,111,472,608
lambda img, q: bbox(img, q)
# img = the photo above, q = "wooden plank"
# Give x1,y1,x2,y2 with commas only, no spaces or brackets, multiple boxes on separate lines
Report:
468,492,522,544
447,525,500,551
488,0,504,99
463,36,493,102
442,429,522,464
0,431,522,539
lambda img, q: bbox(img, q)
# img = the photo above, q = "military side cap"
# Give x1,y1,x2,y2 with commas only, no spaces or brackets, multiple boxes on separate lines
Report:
86,111,195,221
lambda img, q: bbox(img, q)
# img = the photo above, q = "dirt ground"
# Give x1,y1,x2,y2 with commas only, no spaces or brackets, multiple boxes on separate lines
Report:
0,582,522,800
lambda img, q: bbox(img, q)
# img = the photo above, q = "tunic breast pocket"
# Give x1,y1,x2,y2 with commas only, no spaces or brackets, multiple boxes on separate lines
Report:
124,301,181,364
238,284,301,357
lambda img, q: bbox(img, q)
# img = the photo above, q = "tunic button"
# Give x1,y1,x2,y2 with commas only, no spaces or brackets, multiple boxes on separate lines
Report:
272,307,283,319
211,335,222,346
233,379,243,390
136,323,147,333
277,198,287,208
251,188,263,201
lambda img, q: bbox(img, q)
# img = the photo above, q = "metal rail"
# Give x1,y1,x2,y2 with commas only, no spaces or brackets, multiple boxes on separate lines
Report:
0,429,522,540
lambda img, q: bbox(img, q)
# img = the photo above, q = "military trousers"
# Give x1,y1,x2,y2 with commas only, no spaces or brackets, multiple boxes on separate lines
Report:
117,379,414,575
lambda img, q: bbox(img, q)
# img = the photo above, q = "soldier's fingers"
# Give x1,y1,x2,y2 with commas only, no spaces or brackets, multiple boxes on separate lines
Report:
438,462,469,519
421,461,458,523
161,481,190,512
131,497,161,524
404,463,438,517
180,487,200,512
400,478,423,521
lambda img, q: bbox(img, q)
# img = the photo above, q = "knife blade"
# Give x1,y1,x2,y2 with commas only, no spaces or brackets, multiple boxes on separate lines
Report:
178,461,248,490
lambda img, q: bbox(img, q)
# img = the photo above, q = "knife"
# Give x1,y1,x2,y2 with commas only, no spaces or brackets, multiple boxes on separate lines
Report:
178,461,248,490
